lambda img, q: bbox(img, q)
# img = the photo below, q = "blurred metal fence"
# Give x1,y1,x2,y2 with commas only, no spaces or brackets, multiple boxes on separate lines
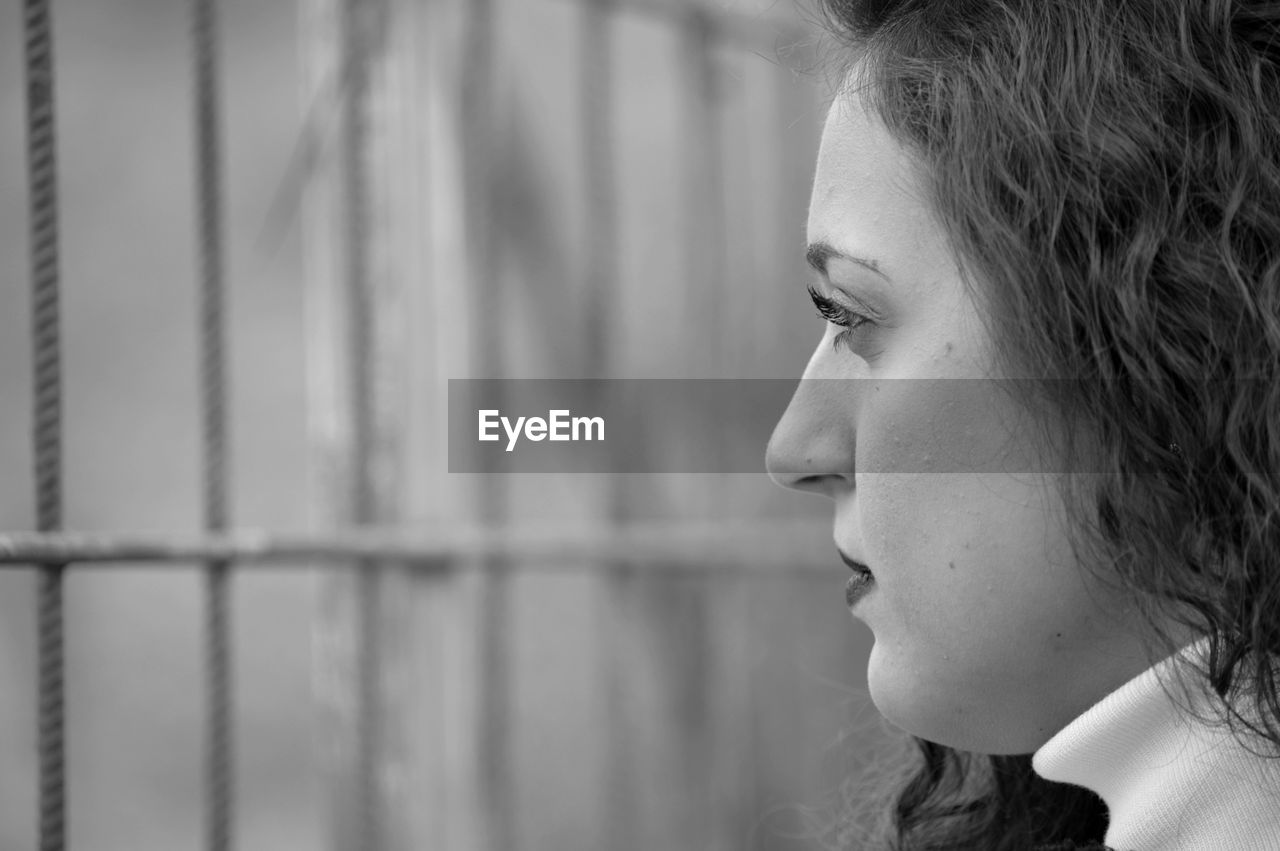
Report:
3,0,827,849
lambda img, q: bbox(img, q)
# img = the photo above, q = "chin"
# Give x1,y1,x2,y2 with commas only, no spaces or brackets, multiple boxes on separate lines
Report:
864,641,935,737
865,641,1022,754
865,644,926,731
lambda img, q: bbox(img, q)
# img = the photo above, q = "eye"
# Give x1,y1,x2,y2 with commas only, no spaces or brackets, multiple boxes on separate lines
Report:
807,284,874,352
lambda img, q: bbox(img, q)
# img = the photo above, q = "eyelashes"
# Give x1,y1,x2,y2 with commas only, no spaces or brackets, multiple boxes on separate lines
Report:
807,284,874,352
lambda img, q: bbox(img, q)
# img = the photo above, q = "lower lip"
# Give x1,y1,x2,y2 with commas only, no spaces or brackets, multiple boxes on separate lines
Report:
846,572,875,607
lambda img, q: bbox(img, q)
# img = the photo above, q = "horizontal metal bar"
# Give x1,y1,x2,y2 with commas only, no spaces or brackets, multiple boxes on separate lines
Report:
551,0,813,50
0,520,836,575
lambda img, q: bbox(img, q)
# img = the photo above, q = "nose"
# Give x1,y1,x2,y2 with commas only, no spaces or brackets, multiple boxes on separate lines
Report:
766,376,857,497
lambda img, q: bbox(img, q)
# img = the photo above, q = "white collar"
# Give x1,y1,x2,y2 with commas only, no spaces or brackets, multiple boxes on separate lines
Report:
1032,638,1280,850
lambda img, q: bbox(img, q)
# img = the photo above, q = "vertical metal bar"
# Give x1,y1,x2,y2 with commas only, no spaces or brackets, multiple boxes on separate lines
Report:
459,1,513,846
579,3,634,849
683,9,726,378
191,0,234,849
340,1,381,848
459,1,496,371
302,0,414,845
23,2,67,849
355,563,382,851
678,10,724,849
457,2,516,849
342,2,374,529
581,0,616,376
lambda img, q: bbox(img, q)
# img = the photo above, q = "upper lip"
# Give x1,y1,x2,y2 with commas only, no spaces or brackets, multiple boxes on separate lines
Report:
837,547,873,576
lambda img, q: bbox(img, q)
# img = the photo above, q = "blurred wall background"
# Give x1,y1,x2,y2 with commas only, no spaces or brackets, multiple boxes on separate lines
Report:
0,1,885,849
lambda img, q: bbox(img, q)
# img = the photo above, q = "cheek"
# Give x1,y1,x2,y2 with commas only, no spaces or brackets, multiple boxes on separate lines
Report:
858,378,1043,475
852,381,1007,603
857,473,986,634
859,469,1097,658
853,378,1065,596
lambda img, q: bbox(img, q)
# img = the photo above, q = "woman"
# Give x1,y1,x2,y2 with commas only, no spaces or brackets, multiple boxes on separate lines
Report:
765,0,1280,848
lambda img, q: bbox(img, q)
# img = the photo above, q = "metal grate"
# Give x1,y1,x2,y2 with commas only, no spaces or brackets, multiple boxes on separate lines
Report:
5,1,822,849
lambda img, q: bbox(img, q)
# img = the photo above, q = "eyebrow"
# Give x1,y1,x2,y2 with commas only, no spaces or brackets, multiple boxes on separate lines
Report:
805,241,890,282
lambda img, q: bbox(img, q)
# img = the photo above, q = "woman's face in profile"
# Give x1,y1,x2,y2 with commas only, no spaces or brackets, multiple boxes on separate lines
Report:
767,89,1161,754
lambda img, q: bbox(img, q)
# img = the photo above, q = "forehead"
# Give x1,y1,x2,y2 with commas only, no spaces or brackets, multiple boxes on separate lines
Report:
807,93,953,286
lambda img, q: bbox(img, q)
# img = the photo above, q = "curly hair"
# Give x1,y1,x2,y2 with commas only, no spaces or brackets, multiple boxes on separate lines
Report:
809,0,1280,847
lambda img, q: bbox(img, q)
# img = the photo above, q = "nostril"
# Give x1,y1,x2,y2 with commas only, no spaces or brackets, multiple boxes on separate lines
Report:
770,470,845,497
797,473,844,495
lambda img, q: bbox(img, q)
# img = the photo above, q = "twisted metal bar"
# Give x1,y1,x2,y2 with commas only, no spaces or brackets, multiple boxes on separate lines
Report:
36,568,64,851
192,0,234,847
339,1,382,847
24,3,60,536
0,520,833,570
203,563,232,851
0,524,834,580
24,1,67,849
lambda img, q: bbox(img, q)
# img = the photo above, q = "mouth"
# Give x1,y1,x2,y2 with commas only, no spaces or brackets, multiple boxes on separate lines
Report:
837,548,874,578
837,547,875,607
